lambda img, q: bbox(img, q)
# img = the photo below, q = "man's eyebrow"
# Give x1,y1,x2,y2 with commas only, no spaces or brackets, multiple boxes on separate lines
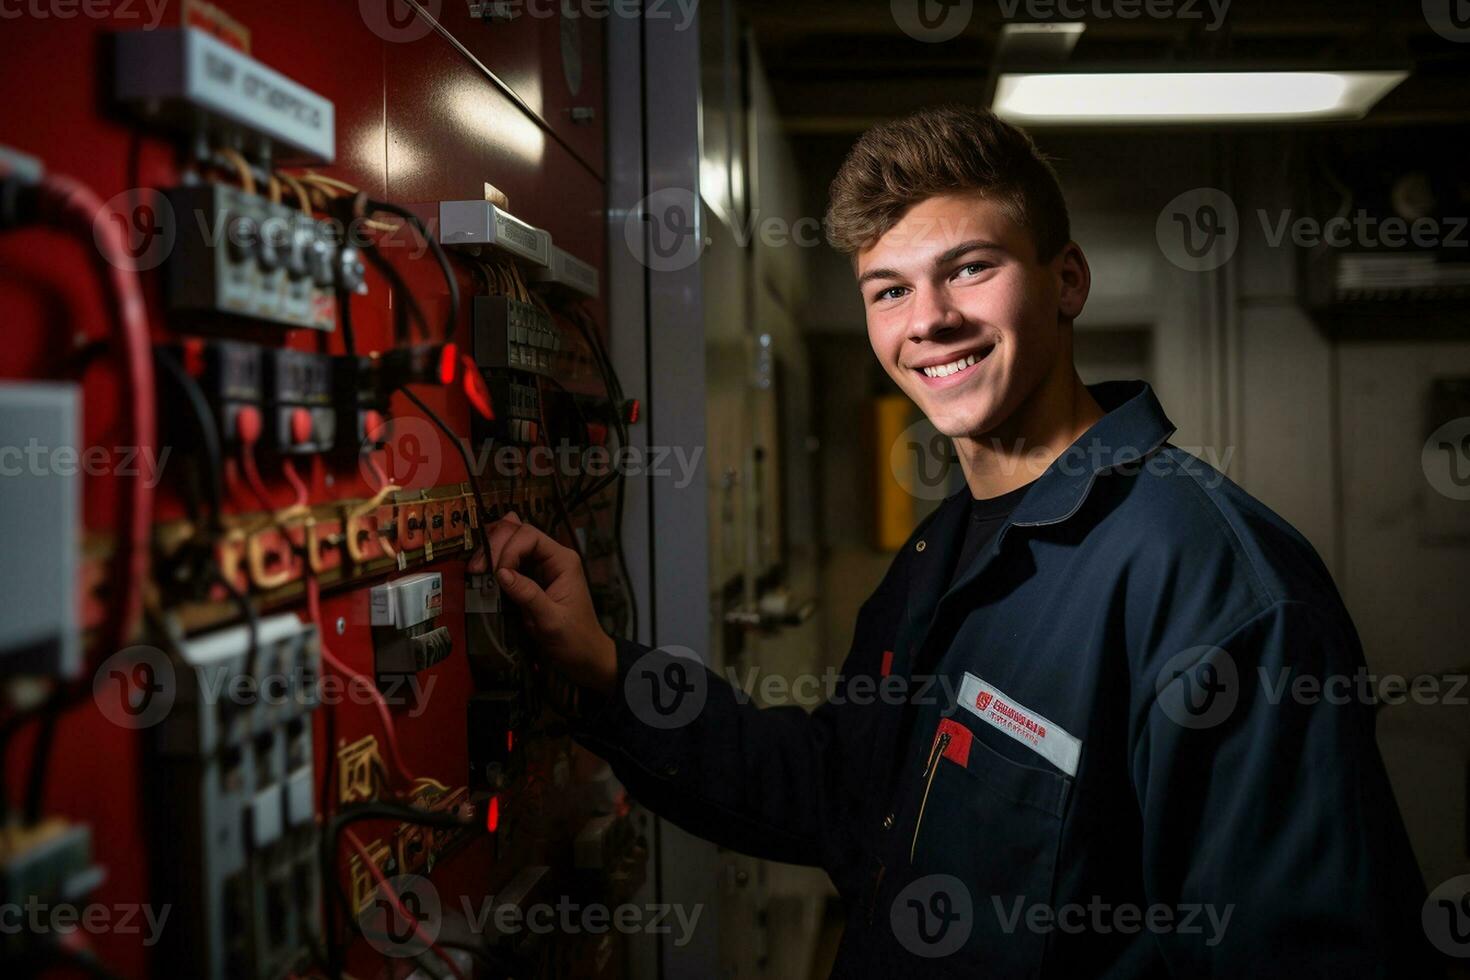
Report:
936,239,1004,264
857,266,903,288
857,240,1006,288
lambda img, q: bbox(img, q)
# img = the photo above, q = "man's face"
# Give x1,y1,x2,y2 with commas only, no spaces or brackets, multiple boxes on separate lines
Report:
856,191,1081,440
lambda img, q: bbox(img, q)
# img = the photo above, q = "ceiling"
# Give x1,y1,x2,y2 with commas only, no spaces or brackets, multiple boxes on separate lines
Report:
738,0,1470,134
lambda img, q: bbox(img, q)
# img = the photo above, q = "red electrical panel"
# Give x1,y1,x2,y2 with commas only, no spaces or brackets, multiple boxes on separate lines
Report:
0,4,639,978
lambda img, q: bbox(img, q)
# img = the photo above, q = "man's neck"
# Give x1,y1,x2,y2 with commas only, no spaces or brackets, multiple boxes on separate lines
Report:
953,363,1104,500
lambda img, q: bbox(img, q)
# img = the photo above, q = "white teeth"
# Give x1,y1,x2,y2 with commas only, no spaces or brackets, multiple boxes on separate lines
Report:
922,353,980,378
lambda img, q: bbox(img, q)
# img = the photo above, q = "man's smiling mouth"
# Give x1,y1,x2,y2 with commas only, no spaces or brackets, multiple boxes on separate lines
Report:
912,344,994,386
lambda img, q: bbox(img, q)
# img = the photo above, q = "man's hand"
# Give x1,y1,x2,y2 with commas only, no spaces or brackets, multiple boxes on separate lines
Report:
483,512,618,695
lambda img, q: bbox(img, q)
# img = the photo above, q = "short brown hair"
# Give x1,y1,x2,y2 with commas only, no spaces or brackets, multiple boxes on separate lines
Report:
824,105,1071,261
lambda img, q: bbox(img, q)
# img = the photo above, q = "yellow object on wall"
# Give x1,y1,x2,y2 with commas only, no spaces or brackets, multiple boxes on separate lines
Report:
872,395,918,551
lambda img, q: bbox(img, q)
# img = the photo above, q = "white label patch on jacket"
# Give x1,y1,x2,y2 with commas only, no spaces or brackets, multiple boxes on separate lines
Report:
957,673,1081,776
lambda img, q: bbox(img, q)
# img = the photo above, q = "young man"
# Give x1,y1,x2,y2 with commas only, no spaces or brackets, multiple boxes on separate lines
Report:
486,106,1434,977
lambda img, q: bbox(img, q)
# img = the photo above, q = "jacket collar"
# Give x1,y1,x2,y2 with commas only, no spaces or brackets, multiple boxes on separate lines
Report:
896,381,1176,670
1007,380,1176,528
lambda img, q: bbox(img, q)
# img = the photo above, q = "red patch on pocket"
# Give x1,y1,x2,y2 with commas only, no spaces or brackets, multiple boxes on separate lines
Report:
880,650,894,677
937,718,972,767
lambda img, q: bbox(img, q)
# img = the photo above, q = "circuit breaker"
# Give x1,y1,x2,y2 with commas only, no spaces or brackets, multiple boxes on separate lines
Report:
152,614,323,980
370,572,452,691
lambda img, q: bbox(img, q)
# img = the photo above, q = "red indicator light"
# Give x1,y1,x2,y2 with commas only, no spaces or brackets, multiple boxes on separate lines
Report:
506,730,514,754
486,795,501,833
438,343,458,385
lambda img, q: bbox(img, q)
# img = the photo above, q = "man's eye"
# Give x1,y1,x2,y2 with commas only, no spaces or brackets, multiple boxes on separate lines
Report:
955,262,990,279
874,286,908,302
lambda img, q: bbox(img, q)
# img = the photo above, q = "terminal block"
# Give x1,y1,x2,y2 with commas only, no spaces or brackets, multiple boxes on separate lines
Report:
371,572,451,693
473,294,560,376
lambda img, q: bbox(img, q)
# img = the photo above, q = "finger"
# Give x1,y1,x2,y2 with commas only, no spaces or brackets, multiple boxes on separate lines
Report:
495,523,564,578
486,512,526,568
496,566,557,625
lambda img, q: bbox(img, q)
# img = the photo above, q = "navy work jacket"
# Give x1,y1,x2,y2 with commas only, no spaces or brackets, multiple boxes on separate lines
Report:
575,381,1435,978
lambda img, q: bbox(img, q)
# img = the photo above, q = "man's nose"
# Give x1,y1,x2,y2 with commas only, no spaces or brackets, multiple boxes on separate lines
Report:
908,283,963,342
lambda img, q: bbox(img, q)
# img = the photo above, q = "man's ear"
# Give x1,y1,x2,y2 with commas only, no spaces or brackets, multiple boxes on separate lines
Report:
1054,242,1090,322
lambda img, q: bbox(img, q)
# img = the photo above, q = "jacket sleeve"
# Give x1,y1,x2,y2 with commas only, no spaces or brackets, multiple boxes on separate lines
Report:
1130,598,1439,978
570,589,899,878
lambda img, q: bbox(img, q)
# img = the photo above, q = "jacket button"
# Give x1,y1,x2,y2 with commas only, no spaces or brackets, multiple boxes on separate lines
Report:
882,813,894,830
915,540,926,552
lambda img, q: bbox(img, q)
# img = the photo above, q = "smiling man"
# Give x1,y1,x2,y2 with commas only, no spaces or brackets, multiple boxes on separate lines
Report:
486,105,1436,977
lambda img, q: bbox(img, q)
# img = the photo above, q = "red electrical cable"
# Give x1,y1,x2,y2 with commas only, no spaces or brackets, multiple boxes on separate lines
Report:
239,442,276,512
35,175,155,650
282,457,310,507
305,576,417,785
341,828,466,980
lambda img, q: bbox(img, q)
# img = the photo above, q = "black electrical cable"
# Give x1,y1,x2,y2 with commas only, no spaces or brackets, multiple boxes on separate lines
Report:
211,568,261,717
22,701,60,824
338,282,357,356
365,198,460,344
154,347,225,533
360,240,430,344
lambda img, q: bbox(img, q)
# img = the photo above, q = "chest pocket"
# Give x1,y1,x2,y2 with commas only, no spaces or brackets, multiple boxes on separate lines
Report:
908,716,1073,978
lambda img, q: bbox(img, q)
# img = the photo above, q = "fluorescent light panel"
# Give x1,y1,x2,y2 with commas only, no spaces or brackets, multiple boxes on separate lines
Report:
993,70,1408,124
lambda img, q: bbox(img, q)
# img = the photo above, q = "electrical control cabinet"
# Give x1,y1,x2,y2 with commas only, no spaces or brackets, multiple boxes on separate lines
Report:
2,5,635,979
